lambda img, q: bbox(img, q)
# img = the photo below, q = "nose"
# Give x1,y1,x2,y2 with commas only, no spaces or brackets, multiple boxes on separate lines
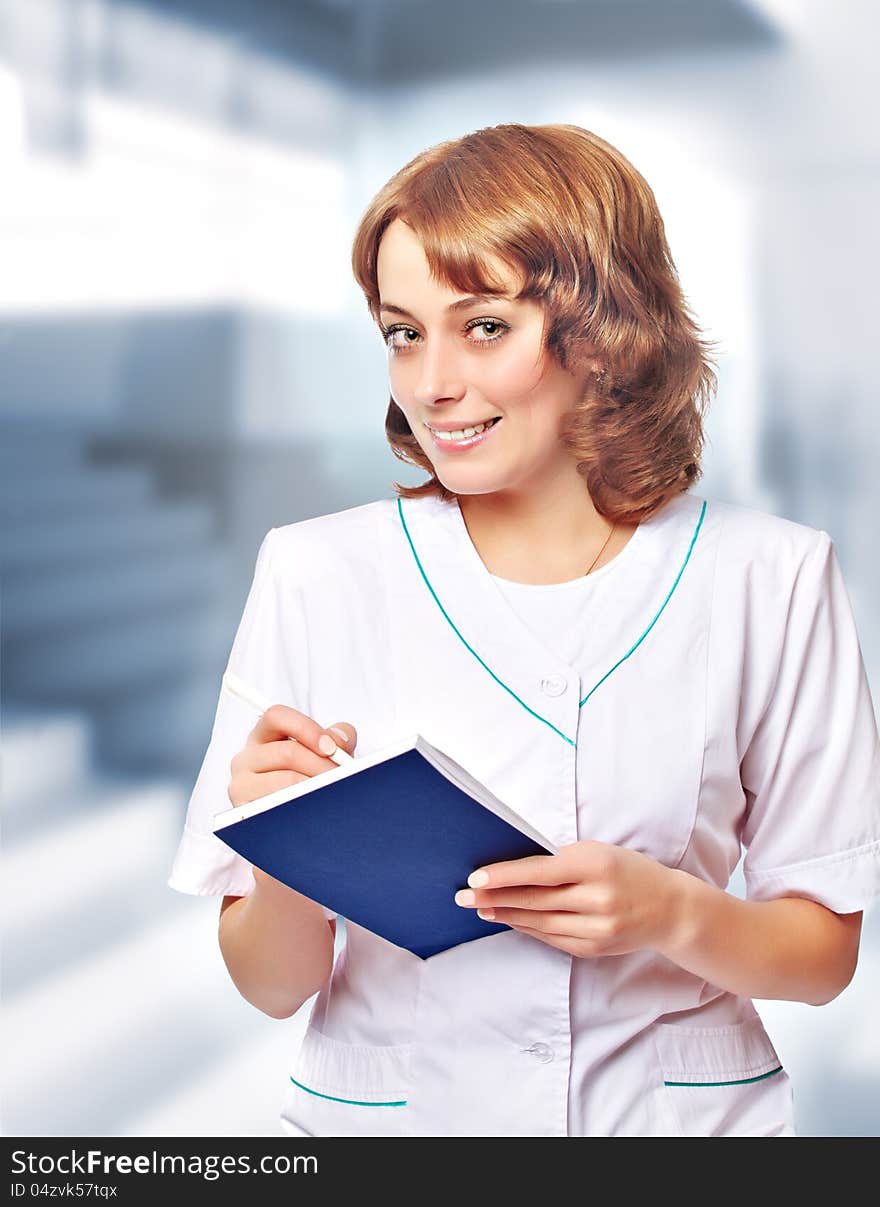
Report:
410,333,466,407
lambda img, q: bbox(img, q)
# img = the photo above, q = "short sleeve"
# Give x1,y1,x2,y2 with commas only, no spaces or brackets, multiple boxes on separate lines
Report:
740,530,880,914
166,527,338,921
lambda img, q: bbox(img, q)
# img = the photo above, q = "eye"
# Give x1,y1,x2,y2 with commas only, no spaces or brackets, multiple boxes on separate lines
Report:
379,318,511,353
465,319,509,343
380,324,419,350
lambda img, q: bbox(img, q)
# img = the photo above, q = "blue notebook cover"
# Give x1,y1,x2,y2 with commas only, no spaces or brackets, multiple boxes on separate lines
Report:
213,732,558,960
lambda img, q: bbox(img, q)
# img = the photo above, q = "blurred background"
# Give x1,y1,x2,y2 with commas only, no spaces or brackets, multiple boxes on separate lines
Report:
1,0,878,1137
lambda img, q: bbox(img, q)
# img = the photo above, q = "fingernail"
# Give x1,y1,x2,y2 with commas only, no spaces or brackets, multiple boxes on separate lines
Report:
329,727,348,744
468,870,489,888
454,889,476,907
318,734,337,756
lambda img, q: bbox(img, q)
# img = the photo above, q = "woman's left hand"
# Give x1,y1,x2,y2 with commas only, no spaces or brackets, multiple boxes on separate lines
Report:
453,840,684,958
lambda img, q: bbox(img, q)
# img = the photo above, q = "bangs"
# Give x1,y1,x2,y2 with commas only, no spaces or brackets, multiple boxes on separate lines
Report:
396,194,531,307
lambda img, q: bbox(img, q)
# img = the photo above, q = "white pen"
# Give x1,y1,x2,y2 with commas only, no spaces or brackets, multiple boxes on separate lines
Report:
221,669,355,765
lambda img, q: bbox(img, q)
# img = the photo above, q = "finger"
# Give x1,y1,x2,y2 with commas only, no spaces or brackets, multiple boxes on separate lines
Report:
246,704,339,761
485,907,581,933
474,885,579,912
469,841,604,890
468,853,569,891
241,738,335,779
228,769,306,807
506,923,581,955
327,721,358,749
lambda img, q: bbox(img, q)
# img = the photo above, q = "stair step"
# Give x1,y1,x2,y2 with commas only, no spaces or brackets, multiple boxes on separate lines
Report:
4,777,185,936
1,900,274,1135
0,499,216,570
2,545,232,635
91,669,230,775
120,917,347,1135
0,708,94,802
119,1007,314,1137
3,602,232,697
0,427,93,473
0,465,156,520
2,763,185,843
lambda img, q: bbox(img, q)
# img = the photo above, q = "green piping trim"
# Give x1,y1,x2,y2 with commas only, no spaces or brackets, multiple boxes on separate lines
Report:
664,1065,784,1088
289,1076,407,1106
580,498,707,707
397,497,707,744
397,496,573,745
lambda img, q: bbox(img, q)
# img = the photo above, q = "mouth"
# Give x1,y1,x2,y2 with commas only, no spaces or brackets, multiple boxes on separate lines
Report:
423,416,503,452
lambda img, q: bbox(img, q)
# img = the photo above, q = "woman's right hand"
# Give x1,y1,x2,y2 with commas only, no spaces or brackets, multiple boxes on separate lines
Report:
228,704,358,808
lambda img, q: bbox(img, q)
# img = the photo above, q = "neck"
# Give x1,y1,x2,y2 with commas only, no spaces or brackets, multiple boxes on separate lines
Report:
457,480,624,585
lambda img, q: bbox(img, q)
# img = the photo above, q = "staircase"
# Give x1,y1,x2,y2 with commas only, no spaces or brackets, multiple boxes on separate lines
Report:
0,423,235,775
0,419,332,1136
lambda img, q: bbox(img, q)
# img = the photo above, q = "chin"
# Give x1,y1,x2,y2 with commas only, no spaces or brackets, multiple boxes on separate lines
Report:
436,474,503,496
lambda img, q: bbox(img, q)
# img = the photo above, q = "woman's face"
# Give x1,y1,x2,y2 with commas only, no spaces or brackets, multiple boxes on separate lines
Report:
375,218,592,500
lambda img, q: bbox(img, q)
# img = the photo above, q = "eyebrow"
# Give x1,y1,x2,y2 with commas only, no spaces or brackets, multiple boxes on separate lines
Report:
378,294,513,319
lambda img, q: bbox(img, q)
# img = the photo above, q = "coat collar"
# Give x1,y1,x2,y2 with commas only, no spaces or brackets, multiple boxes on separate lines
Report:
395,490,708,746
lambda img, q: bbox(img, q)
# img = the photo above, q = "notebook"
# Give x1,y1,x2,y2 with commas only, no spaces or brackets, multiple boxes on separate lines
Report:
213,731,559,960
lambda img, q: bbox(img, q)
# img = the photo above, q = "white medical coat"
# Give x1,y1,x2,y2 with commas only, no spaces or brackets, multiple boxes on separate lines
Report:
168,489,880,1137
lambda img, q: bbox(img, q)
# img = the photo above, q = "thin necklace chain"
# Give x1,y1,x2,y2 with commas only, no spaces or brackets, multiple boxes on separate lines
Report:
459,498,617,578
585,521,616,575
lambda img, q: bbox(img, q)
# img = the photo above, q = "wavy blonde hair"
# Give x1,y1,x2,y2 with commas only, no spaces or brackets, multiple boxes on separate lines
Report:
351,122,719,523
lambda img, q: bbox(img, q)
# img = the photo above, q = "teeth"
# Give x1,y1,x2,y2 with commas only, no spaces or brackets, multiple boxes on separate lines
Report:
428,419,496,441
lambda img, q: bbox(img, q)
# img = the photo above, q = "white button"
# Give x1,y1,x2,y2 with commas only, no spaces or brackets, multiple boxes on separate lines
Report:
541,674,567,697
524,1042,554,1063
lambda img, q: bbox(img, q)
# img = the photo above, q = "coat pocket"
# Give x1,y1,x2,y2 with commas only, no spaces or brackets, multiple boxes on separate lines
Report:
652,1014,796,1137
280,1024,413,1138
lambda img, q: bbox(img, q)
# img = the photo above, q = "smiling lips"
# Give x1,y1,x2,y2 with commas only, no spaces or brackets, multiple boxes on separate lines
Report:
424,417,502,440
424,416,503,451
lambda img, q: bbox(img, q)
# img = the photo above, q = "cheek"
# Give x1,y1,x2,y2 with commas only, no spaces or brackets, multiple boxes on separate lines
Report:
388,368,406,401
388,377,419,430
502,364,568,430
488,352,546,399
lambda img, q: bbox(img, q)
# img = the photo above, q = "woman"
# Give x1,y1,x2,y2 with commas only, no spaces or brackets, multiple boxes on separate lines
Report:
168,123,880,1137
